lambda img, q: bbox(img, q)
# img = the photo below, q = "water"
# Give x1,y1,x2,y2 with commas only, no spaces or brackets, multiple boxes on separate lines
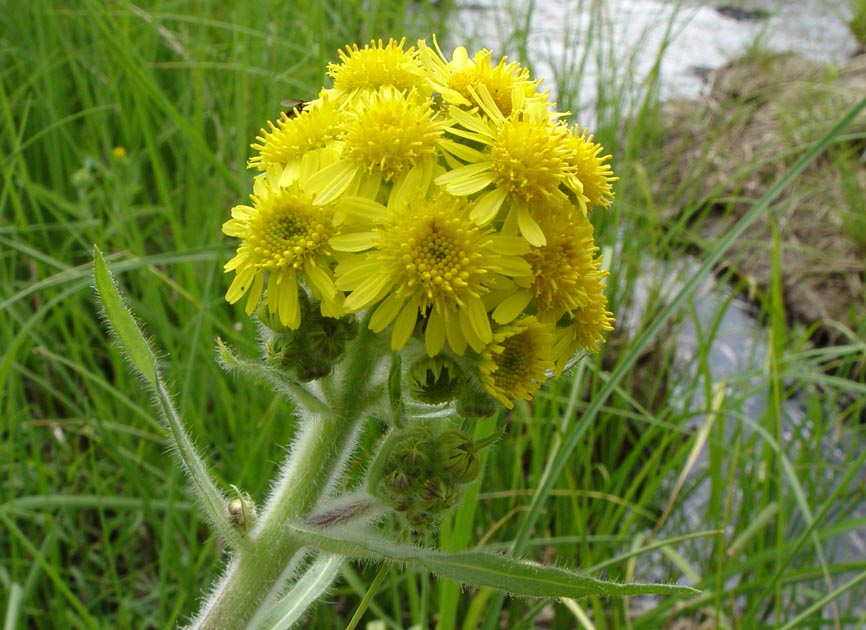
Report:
449,0,858,122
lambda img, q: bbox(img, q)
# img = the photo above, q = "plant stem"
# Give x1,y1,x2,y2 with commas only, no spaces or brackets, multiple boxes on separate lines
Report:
189,324,385,629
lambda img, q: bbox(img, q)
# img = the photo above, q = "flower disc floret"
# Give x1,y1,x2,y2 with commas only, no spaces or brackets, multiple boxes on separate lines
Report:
478,316,555,409
223,177,340,328
328,38,426,96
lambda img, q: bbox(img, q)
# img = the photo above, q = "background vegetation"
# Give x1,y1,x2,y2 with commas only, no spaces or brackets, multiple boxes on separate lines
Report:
2,1,865,628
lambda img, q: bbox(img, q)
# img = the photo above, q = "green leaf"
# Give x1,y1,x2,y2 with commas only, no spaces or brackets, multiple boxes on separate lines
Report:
215,338,328,415
92,246,156,384
255,553,343,630
291,525,697,600
92,246,243,550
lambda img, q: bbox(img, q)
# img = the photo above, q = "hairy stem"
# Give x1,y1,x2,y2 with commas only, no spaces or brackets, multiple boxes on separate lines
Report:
189,324,385,629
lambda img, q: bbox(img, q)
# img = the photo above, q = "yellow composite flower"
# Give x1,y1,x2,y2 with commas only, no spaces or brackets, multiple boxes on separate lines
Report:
247,95,343,186
224,34,618,401
331,190,532,356
304,87,448,206
326,37,428,100
478,316,555,409
223,174,342,329
551,280,615,375
435,97,581,247
492,199,608,325
417,37,548,117
566,127,617,211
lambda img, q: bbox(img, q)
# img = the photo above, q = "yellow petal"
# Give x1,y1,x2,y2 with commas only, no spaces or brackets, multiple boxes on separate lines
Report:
390,300,419,350
488,233,531,256
305,263,337,300
307,159,359,205
370,293,404,332
330,232,379,252
335,258,382,290
343,273,392,311
470,187,507,225
492,290,533,324
226,266,256,304
435,162,496,196
336,197,389,223
445,311,467,355
278,276,301,329
245,272,265,314
464,295,492,344
448,105,495,138
517,205,547,247
425,308,446,356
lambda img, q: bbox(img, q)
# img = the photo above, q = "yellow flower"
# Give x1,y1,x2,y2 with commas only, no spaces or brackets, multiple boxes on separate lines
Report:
418,38,548,117
223,175,342,329
478,316,555,409
304,87,447,206
247,96,343,186
492,201,606,324
552,281,615,375
331,190,531,356
567,127,617,211
435,102,579,247
327,38,427,99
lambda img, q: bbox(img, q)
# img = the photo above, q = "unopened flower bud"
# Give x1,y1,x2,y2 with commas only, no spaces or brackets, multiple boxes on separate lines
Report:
407,355,464,404
307,313,357,361
227,492,257,533
256,300,287,333
265,333,298,369
438,430,480,484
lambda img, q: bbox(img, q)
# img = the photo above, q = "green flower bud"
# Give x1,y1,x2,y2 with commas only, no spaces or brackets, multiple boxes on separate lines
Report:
256,300,287,333
437,429,480,484
419,478,458,513
226,489,257,533
307,314,358,361
407,355,464,404
265,333,298,368
384,467,415,492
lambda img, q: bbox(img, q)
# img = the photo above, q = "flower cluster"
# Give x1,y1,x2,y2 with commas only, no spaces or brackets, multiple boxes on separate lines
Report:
368,422,491,531
223,37,616,409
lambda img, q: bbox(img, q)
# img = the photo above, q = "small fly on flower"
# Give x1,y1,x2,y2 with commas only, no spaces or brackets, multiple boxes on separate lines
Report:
280,99,309,117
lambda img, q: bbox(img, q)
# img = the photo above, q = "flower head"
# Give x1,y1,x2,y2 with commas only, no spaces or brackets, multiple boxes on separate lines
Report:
327,38,427,98
478,316,555,408
418,38,548,117
332,190,531,355
248,96,342,185
492,201,607,325
223,175,341,328
436,104,579,246
552,285,615,375
567,127,617,211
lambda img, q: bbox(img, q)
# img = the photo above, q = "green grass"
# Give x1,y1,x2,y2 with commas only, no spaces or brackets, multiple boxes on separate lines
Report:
3,1,866,629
